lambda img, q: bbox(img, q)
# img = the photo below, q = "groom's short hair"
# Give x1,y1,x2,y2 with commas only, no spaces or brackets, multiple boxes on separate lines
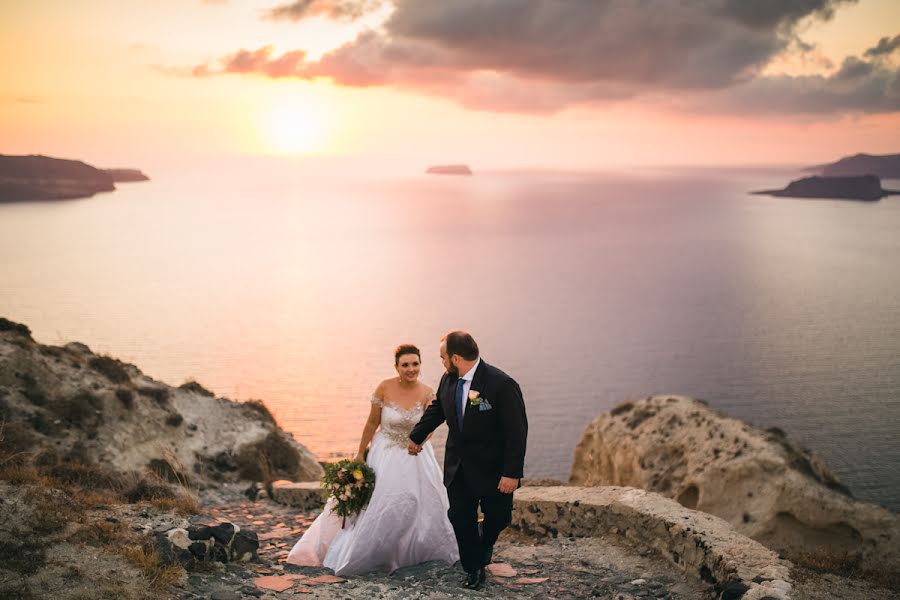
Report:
443,331,479,361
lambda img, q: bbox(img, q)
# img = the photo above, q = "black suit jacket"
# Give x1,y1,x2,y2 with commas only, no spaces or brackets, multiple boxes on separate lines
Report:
409,360,527,496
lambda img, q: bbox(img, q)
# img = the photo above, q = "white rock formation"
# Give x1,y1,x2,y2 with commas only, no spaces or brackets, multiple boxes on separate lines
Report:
570,395,900,572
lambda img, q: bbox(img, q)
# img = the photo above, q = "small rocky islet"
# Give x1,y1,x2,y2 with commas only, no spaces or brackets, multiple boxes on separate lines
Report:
0,316,896,599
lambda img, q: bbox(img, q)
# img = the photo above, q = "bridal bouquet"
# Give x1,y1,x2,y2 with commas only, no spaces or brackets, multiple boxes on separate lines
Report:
322,459,376,527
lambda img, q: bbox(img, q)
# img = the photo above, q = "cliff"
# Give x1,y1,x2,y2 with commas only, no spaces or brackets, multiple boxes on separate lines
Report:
0,155,146,202
0,317,322,486
570,396,900,574
753,175,897,201
808,153,900,178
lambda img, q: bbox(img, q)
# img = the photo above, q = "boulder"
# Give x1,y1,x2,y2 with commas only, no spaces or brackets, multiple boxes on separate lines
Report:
570,396,900,572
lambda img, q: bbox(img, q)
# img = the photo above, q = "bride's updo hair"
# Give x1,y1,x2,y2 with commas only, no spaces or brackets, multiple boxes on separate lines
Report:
394,344,421,365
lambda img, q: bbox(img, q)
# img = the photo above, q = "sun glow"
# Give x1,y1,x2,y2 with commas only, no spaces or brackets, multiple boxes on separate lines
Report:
263,102,329,154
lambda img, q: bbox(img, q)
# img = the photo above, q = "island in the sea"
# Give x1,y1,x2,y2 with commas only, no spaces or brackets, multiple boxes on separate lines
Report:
0,154,149,202
753,174,899,201
104,168,151,182
806,152,900,178
425,164,473,176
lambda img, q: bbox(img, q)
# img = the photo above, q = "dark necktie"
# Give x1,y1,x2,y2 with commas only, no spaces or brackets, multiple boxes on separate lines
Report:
455,378,466,431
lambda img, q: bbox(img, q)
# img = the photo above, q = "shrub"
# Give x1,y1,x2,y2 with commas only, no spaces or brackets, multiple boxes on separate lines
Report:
30,410,58,436
178,380,214,397
165,412,183,427
123,475,176,504
243,399,276,425
53,391,104,429
610,402,634,416
39,345,65,359
137,386,170,405
116,388,134,409
88,356,130,384
0,317,32,338
49,462,127,492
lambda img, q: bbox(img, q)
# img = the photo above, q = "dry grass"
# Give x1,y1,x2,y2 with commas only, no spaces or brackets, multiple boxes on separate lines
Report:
178,380,214,397
88,355,131,384
121,544,185,588
25,485,83,533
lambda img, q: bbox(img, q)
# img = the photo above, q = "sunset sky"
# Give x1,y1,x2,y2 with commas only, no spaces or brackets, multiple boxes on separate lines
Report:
1,0,899,171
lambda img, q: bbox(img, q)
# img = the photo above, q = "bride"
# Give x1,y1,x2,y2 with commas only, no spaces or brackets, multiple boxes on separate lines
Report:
286,344,459,575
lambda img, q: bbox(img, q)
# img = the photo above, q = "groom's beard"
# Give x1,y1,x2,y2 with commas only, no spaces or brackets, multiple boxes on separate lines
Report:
447,364,459,377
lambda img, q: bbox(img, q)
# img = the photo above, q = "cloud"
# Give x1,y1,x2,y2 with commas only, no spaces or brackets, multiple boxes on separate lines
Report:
265,0,384,22
712,57,900,114
864,34,900,58
219,46,308,77
187,0,900,115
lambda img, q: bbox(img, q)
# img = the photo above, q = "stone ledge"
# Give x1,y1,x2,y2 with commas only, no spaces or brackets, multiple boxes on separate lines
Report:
270,480,327,512
511,486,793,600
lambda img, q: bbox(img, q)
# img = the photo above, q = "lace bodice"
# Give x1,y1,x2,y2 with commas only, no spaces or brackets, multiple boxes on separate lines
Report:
371,393,432,449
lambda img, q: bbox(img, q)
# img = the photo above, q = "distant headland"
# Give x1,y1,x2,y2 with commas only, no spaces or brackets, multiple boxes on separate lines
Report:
806,153,900,179
0,154,149,202
753,174,899,201
425,164,472,176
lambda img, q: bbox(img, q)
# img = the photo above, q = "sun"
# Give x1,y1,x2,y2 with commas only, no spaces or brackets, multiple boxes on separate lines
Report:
264,102,329,154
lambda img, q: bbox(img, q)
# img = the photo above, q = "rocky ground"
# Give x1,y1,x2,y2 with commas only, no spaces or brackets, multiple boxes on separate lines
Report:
179,484,713,600
173,486,896,600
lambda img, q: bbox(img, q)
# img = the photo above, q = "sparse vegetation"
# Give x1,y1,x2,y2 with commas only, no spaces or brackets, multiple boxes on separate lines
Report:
165,412,184,427
178,380,214,397
0,317,32,338
137,385,170,405
53,390,104,430
121,543,185,588
116,387,134,408
611,401,634,416
244,399,276,425
88,355,130,383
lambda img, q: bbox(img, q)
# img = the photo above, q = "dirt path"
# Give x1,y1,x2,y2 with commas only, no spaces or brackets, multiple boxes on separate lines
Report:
174,485,712,599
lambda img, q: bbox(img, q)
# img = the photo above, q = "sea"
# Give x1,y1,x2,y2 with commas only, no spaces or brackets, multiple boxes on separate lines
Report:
2,161,898,511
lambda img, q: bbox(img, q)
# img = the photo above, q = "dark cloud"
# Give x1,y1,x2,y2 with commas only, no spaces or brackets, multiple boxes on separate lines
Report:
864,34,900,58
265,0,384,22
714,59,900,114
715,0,850,30
189,0,900,115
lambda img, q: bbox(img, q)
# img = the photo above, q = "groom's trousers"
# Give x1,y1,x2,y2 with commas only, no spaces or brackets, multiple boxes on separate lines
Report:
447,466,514,574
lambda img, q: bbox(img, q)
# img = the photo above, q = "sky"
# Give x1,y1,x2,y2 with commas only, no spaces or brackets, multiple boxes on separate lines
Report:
1,0,899,172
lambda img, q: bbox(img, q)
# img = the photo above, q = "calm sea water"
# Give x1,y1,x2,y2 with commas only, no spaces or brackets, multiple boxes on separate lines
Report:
2,162,898,510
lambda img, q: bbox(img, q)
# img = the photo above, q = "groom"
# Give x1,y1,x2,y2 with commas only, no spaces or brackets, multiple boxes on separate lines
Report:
408,331,528,590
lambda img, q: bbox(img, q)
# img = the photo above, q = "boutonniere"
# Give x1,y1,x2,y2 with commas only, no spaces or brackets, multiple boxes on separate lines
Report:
468,390,482,406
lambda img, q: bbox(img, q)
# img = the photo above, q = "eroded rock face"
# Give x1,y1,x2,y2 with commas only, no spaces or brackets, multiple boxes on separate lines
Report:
0,318,323,487
570,395,900,572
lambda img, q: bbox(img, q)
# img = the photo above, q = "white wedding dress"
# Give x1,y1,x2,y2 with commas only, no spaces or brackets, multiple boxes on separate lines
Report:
286,395,459,575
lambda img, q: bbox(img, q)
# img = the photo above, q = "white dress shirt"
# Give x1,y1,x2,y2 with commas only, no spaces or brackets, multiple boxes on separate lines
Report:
457,358,481,418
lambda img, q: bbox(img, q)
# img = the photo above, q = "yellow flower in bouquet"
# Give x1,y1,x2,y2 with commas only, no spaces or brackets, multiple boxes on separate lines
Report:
322,459,376,527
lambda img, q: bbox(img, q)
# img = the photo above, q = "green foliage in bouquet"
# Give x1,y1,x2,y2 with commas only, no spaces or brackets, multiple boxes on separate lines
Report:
321,459,376,521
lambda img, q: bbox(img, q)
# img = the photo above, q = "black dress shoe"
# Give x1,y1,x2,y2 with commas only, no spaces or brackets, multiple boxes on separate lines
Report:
462,568,485,590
